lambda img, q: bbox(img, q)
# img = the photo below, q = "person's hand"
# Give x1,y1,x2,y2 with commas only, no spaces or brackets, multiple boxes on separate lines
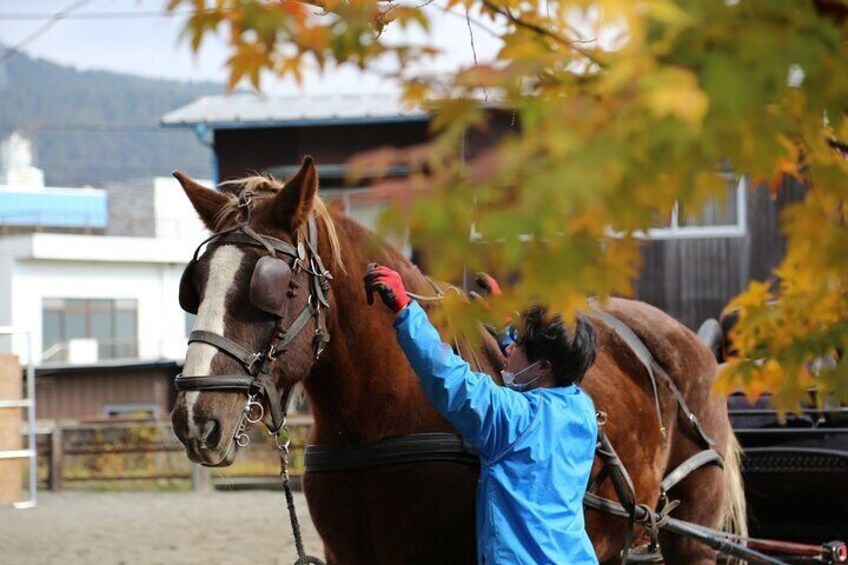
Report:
364,263,411,314
470,272,501,304
474,272,501,297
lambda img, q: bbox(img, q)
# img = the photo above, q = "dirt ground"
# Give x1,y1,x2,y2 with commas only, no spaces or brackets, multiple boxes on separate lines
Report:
0,490,324,565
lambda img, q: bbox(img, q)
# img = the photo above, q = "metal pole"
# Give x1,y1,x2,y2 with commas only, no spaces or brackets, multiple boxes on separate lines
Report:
662,517,789,565
49,425,63,493
25,331,36,507
584,492,791,565
192,464,210,492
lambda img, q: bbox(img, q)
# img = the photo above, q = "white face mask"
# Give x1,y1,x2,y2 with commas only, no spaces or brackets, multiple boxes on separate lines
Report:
500,361,542,392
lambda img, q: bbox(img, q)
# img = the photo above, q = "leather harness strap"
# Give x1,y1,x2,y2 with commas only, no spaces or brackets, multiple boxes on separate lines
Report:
595,425,639,562
587,306,717,449
277,303,320,352
304,433,479,473
188,330,261,370
175,375,255,391
661,449,724,494
198,229,300,262
588,308,667,442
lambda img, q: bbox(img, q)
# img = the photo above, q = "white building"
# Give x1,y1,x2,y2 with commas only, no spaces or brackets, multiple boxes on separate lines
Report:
0,134,209,366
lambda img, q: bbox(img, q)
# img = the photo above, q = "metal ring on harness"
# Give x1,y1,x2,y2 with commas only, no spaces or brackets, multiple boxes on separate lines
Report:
245,398,264,424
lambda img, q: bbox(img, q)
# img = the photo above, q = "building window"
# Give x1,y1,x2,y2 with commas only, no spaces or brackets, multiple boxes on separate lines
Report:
646,175,747,239
102,403,160,419
42,298,138,361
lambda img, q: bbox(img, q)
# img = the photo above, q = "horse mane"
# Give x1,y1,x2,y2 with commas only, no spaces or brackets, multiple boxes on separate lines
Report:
213,174,345,272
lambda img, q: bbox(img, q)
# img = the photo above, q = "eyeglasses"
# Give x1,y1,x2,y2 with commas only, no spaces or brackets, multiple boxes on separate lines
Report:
507,323,560,348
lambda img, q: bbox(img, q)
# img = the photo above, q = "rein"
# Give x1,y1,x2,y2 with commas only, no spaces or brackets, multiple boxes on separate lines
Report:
405,276,465,302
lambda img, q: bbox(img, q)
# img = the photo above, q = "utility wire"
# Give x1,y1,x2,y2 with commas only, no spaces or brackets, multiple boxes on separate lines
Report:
0,9,192,20
1,3,503,40
1,123,171,132
0,0,95,63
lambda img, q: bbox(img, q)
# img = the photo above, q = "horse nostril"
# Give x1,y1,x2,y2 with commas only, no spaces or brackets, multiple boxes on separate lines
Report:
200,419,221,449
171,408,189,443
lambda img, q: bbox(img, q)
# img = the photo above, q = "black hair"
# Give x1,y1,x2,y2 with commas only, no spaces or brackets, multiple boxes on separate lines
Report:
516,305,597,387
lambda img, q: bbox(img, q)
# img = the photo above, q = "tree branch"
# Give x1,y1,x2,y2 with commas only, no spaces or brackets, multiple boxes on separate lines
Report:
827,137,848,155
479,0,603,67
435,1,502,40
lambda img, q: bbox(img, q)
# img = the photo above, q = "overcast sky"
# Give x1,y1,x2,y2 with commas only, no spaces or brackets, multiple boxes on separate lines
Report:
0,0,503,95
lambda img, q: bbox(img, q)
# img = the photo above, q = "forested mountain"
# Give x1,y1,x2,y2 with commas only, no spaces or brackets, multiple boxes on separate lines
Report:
0,50,225,186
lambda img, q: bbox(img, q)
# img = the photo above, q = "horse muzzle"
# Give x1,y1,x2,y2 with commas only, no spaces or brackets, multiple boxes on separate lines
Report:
171,396,242,467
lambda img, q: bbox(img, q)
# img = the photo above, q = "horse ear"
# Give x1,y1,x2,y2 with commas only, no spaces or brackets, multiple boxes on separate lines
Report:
274,156,319,231
173,170,228,230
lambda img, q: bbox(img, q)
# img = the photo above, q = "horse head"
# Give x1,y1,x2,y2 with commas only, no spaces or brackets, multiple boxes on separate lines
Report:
170,157,339,467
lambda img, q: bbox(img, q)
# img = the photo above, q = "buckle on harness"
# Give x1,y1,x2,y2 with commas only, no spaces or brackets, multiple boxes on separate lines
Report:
313,328,327,361
246,352,264,374
268,340,286,362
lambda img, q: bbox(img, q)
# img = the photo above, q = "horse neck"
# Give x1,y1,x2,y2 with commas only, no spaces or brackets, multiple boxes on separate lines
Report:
303,213,454,445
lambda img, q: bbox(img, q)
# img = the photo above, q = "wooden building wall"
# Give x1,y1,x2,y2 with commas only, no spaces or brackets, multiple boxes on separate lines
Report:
634,176,807,328
635,237,747,329
34,363,179,421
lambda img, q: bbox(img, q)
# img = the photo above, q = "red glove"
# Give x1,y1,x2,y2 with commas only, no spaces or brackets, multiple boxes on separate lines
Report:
364,263,410,314
474,272,501,296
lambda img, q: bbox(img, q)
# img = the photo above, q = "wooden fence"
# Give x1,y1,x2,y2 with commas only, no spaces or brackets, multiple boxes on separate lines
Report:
33,416,314,492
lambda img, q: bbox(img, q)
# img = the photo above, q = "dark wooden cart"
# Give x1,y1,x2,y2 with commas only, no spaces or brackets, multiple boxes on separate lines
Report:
732,397,848,544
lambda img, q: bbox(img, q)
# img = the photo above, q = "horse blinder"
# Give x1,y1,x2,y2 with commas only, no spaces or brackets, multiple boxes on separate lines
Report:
250,255,293,317
179,260,200,314
180,253,295,317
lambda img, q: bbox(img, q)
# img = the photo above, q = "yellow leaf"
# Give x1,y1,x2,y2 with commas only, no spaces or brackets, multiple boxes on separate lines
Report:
643,67,709,127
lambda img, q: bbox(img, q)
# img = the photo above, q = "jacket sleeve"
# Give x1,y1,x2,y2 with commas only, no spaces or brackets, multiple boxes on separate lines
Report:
394,301,536,460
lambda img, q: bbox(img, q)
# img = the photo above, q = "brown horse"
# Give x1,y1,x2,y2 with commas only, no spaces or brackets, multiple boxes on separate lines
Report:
170,158,746,564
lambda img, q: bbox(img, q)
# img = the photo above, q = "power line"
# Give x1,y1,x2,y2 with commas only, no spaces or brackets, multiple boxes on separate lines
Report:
35,163,185,172
0,0,95,63
1,123,174,132
0,10,193,20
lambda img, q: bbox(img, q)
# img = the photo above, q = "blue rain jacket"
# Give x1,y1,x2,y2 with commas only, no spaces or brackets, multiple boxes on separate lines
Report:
394,301,599,565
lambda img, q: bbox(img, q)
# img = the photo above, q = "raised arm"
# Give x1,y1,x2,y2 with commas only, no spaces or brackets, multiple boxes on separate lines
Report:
364,264,536,460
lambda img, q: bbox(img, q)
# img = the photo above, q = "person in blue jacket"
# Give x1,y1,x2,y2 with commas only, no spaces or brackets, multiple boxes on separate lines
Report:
364,264,600,565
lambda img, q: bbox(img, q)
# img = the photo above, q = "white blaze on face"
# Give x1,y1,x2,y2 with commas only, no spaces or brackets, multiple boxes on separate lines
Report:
183,245,245,436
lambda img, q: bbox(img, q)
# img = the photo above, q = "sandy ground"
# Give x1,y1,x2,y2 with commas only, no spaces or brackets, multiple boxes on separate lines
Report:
0,490,324,565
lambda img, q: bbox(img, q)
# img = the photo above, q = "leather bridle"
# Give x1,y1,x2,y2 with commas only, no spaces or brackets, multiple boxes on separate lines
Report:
175,190,332,447
175,190,330,565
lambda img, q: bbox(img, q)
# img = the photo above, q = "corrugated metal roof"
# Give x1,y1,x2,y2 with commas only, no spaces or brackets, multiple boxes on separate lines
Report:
161,93,429,128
